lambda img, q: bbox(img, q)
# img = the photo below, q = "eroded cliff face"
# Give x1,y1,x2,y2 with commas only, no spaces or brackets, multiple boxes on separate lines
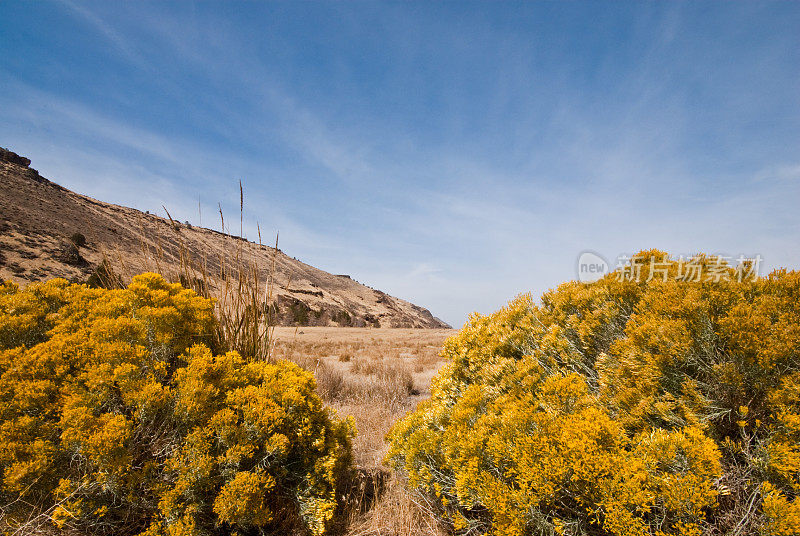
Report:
0,148,449,328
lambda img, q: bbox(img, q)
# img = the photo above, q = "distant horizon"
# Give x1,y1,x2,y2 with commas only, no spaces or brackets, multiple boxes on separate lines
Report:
2,1,799,327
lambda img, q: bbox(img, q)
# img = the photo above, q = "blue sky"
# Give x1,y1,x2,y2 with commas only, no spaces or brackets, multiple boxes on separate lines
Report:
1,1,799,327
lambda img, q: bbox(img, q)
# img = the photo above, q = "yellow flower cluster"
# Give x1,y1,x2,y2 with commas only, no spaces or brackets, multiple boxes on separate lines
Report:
387,251,800,535
0,274,353,535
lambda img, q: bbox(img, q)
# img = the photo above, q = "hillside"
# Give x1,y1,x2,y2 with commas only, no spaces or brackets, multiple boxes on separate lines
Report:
0,148,449,328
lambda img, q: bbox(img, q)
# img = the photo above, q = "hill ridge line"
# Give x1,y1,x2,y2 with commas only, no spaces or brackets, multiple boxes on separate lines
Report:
0,148,450,329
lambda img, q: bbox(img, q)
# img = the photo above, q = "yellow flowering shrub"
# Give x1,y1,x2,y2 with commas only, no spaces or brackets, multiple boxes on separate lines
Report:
0,273,353,535
388,251,800,535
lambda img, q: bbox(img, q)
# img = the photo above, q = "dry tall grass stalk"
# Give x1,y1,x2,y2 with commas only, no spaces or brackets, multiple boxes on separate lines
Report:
345,477,449,536
99,185,278,362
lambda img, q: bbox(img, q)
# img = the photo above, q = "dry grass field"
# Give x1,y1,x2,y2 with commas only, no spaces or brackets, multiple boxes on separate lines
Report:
271,327,456,535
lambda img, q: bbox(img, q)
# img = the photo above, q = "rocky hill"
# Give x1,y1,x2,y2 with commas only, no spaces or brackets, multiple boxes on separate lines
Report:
0,148,449,328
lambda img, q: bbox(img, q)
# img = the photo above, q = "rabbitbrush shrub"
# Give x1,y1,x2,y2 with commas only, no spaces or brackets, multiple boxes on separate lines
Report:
0,273,353,536
388,250,800,536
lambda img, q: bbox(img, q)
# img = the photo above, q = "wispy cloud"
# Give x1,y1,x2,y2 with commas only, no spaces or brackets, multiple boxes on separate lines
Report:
1,1,798,325
55,0,148,68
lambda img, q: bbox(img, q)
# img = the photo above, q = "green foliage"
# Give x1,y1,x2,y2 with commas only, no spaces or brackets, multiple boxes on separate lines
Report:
333,310,352,327
387,250,800,536
290,300,311,326
0,273,353,535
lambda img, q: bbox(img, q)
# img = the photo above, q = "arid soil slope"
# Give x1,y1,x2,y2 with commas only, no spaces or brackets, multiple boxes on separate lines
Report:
0,148,449,328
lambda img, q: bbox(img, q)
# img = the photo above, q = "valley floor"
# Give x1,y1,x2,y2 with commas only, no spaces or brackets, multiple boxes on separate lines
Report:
270,327,456,535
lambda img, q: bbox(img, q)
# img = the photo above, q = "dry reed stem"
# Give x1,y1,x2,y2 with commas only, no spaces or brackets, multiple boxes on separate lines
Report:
101,189,277,362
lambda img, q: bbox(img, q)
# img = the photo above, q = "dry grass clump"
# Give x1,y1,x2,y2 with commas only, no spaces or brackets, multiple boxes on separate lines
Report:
412,343,442,369
283,351,414,413
344,477,449,536
96,184,278,362
351,356,414,390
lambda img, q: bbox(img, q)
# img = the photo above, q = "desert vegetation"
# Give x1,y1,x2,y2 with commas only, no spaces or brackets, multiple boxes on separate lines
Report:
0,268,451,536
270,327,453,535
387,250,800,536
2,250,799,536
0,274,353,536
